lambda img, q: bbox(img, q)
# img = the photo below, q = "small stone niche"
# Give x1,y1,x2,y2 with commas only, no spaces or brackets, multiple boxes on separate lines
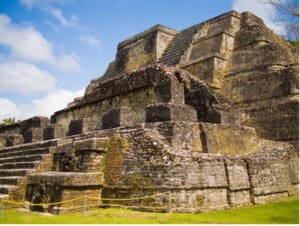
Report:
68,118,96,136
6,134,23,147
43,124,65,140
102,107,133,129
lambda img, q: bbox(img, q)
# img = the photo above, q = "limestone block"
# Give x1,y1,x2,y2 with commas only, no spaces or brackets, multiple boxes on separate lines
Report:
73,138,107,151
247,159,291,195
182,56,227,87
253,192,288,205
172,188,229,212
193,11,240,39
241,101,299,141
155,78,185,105
225,159,250,190
146,122,203,152
0,134,6,149
115,25,177,73
198,160,227,188
146,103,197,123
228,190,251,206
54,138,106,173
75,150,104,173
55,142,73,153
288,184,299,196
200,123,259,155
222,66,295,104
189,33,234,61
0,122,21,135
288,153,299,184
26,172,102,213
20,116,50,133
221,109,240,125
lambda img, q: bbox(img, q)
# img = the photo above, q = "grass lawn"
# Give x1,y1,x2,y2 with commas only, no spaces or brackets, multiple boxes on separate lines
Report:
1,197,299,224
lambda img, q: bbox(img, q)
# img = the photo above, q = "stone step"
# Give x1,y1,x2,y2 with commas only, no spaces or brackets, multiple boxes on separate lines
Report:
168,38,192,45
163,43,188,50
159,28,196,64
162,49,185,55
0,176,24,185
0,169,33,177
0,194,9,199
0,147,50,159
0,154,44,164
0,161,40,169
162,45,188,54
0,185,17,194
166,41,190,48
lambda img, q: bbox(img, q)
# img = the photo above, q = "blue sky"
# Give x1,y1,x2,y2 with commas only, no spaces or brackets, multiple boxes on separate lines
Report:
0,0,293,121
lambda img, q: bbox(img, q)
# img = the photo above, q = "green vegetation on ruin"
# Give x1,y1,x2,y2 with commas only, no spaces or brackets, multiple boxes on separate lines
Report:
1,197,298,224
103,134,128,186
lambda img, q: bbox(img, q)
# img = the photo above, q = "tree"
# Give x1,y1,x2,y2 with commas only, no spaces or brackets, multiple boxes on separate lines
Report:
261,0,299,40
2,117,16,124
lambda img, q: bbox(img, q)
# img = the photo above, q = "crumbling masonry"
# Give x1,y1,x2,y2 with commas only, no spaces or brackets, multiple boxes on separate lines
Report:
0,11,298,213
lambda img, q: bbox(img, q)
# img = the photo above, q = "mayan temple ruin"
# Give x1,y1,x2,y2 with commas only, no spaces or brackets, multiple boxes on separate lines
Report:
0,10,298,213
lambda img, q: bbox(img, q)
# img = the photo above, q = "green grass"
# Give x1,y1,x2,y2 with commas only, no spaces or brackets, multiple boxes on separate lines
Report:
1,198,299,224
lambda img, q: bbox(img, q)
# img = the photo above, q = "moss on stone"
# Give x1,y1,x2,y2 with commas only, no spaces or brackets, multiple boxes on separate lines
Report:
195,194,205,207
103,134,128,186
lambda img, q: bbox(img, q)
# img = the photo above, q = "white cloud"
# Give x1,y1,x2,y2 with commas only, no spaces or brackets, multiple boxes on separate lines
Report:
0,98,18,121
19,88,84,119
20,0,78,28
0,89,84,121
55,53,82,72
233,0,286,35
0,61,56,94
19,0,66,10
49,8,78,28
0,15,53,63
79,35,101,50
19,0,36,9
0,14,81,72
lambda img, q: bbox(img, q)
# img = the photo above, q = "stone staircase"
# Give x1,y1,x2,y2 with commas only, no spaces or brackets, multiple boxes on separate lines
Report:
0,141,56,199
158,25,197,65
22,134,108,213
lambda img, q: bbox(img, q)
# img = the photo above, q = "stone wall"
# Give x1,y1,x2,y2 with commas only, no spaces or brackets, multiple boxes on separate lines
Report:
0,117,50,147
99,125,298,212
0,10,298,214
180,11,240,89
25,172,102,213
52,65,220,134
220,12,298,144
102,24,177,77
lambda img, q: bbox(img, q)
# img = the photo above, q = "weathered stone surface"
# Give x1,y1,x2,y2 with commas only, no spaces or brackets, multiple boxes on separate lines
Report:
228,190,251,206
240,101,299,142
68,118,96,136
0,134,6,149
102,107,133,129
43,124,65,140
112,24,177,75
6,134,23,147
0,10,298,214
25,172,102,213
146,103,198,123
225,159,250,190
